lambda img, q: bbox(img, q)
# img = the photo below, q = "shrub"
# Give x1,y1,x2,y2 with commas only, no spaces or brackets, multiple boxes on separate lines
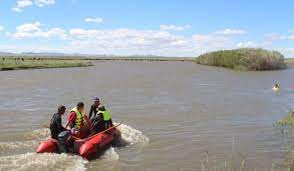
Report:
196,48,286,70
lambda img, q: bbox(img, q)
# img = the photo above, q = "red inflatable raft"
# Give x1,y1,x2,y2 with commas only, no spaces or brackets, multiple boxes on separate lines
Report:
36,124,121,159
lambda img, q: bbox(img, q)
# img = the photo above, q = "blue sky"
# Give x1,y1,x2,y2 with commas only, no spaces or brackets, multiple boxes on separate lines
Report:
0,0,293,57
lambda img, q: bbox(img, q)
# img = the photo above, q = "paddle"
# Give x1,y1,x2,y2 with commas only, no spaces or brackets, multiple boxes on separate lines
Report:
76,123,122,142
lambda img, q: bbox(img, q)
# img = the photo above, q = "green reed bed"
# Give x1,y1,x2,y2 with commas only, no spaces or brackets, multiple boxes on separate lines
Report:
0,58,93,71
196,48,287,71
277,111,294,127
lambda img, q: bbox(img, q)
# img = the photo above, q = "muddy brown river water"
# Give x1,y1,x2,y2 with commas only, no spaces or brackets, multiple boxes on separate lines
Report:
0,61,294,170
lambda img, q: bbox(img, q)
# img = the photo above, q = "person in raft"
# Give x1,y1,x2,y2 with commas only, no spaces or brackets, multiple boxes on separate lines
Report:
65,102,93,138
89,96,100,121
97,105,113,130
92,105,113,133
50,105,67,139
272,83,280,91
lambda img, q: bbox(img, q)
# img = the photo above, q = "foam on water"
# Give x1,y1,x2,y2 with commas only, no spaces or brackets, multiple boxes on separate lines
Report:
0,153,87,171
100,123,149,161
24,128,50,140
0,128,87,171
0,141,36,151
0,123,149,170
100,147,120,161
117,123,149,146
0,129,51,155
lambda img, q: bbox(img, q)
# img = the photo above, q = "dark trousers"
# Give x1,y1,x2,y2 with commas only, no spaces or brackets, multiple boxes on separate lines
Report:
57,131,72,153
104,120,112,130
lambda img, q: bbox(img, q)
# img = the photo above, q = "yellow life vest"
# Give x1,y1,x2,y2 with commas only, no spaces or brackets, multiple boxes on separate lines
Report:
70,107,85,129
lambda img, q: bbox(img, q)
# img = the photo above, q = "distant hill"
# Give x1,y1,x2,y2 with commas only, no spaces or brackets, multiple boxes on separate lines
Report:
196,48,287,71
20,52,70,56
0,51,175,58
0,52,89,57
0,52,15,56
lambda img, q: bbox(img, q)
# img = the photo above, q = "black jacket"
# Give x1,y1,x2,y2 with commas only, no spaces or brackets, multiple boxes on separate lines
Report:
50,113,66,139
89,104,99,120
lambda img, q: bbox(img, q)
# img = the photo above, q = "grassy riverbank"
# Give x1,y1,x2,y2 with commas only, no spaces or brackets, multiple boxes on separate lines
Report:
0,57,93,71
1,54,292,71
0,56,194,71
196,48,287,71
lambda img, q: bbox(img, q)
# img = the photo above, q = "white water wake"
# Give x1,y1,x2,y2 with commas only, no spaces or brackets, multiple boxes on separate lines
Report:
0,123,149,170
0,153,87,171
100,123,149,161
117,123,149,146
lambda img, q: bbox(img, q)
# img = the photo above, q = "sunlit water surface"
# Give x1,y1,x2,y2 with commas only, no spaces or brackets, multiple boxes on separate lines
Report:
0,61,294,170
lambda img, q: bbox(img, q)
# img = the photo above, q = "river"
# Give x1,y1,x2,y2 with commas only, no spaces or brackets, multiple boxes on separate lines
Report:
0,61,294,170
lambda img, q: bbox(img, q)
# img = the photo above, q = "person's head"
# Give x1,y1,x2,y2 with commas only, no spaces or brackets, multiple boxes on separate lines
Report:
58,105,66,115
77,102,84,112
274,83,279,88
93,96,100,106
98,105,106,111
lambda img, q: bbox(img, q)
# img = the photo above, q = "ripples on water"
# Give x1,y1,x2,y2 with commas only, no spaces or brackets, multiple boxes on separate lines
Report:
1,62,294,170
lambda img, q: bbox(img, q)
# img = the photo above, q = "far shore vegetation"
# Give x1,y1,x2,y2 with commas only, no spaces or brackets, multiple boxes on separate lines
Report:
195,48,287,71
277,111,294,127
1,53,294,71
0,56,196,71
0,57,93,71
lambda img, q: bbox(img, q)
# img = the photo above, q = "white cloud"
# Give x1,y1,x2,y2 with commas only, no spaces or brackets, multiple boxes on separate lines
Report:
11,21,67,39
0,26,4,32
192,34,228,43
68,29,231,56
264,32,294,41
69,28,188,46
6,24,248,56
16,21,41,33
237,41,260,48
66,28,198,56
160,24,191,31
264,33,286,41
281,48,294,53
7,23,294,57
288,35,294,40
42,27,67,38
12,0,55,12
276,48,294,57
214,29,246,35
84,17,103,24
12,0,33,12
192,34,234,54
35,0,56,7
0,44,68,53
